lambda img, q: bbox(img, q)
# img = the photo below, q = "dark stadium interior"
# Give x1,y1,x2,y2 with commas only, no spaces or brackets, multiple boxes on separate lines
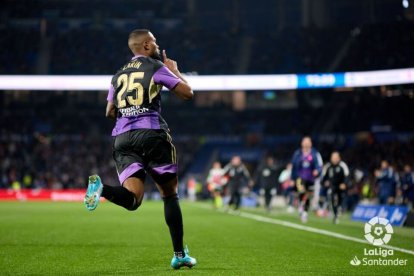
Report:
1,0,414,207
2,0,414,75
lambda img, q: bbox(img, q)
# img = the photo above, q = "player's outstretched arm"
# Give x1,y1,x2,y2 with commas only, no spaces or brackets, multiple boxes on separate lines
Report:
163,50,193,100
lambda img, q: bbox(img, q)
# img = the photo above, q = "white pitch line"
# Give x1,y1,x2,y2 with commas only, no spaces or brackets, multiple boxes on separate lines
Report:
195,205,414,256
236,211,414,256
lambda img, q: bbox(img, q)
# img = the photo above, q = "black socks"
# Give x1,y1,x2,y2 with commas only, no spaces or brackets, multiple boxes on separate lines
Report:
102,187,184,256
101,185,139,211
163,194,184,256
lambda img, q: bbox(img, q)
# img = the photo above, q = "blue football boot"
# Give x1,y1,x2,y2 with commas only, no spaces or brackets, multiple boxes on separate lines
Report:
84,175,103,211
170,246,197,269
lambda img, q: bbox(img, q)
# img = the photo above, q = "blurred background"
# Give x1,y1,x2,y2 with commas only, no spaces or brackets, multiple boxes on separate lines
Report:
1,0,414,218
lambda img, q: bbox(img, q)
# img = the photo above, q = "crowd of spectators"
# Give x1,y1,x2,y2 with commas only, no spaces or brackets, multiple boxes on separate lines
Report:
0,133,116,190
0,131,200,191
0,90,200,190
2,127,414,210
1,90,413,198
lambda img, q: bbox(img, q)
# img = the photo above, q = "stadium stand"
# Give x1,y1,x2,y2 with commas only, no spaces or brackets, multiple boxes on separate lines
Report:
1,0,414,75
1,90,414,199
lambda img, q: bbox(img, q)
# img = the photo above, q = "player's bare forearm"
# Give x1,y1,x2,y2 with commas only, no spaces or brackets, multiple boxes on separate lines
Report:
170,69,193,100
105,102,117,120
172,82,193,100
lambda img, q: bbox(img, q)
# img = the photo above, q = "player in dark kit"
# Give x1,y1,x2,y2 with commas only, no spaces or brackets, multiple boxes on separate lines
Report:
321,151,349,224
255,157,278,212
83,29,197,269
223,156,252,211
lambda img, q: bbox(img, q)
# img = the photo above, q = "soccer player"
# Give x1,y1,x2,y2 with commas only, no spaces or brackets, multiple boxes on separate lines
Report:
222,156,252,211
375,160,398,205
321,151,349,224
291,136,323,223
255,157,278,212
400,164,414,206
206,161,225,208
83,29,196,269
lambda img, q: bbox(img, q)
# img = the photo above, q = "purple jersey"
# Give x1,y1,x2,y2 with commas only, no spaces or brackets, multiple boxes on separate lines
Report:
291,148,323,182
298,152,315,181
107,55,181,136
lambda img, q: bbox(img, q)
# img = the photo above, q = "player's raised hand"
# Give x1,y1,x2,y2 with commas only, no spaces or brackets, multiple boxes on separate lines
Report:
163,50,179,73
161,49,191,95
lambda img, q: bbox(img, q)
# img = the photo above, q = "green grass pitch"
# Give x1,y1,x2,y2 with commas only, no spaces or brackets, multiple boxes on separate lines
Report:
0,201,413,275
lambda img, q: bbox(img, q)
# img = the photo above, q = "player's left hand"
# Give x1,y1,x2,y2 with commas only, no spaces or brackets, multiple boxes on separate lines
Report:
312,169,319,177
162,50,179,72
339,183,346,190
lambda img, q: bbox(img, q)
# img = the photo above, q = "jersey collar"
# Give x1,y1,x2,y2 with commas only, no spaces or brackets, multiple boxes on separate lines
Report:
132,54,146,60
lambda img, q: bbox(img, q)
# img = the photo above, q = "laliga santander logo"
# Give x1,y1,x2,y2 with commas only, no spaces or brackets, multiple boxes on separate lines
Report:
350,217,407,267
364,216,393,246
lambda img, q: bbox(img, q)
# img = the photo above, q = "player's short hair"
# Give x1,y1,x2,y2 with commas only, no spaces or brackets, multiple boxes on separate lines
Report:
128,29,151,53
129,29,150,39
